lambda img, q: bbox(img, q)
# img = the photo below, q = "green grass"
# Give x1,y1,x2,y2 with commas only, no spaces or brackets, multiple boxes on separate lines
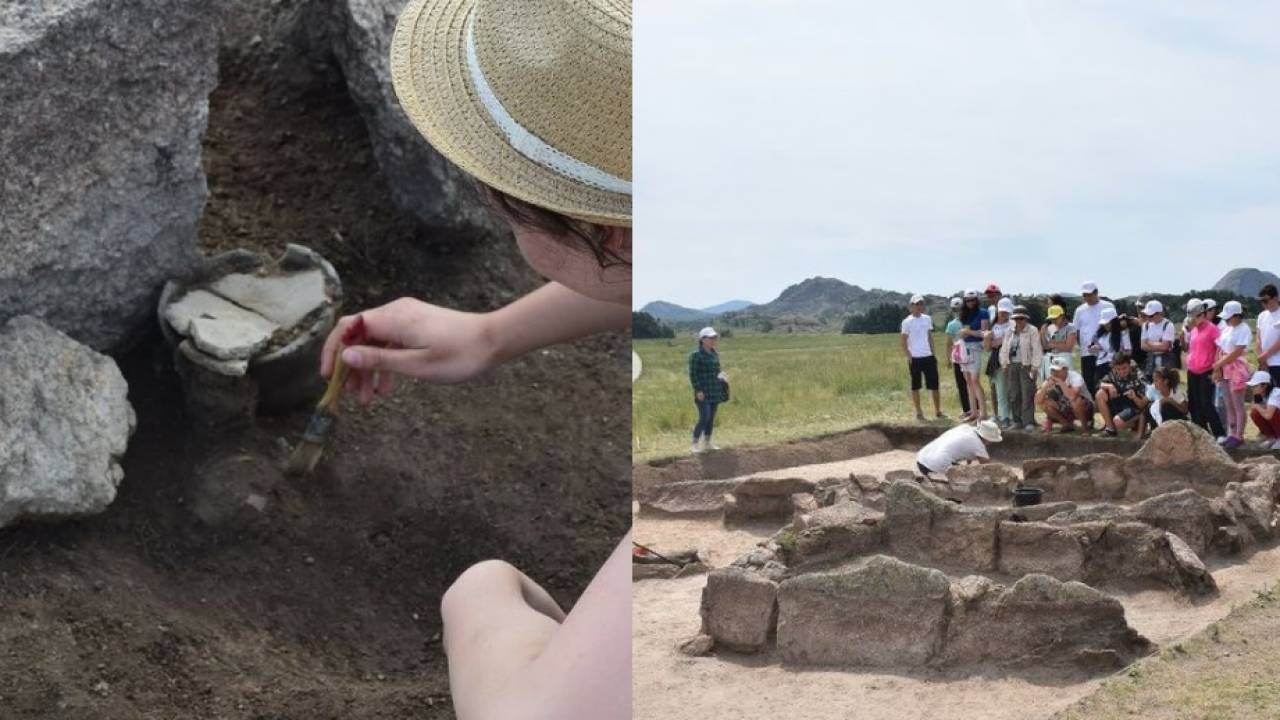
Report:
632,333,972,462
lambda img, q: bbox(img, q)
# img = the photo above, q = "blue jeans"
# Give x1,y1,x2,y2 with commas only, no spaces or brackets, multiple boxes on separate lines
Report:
693,399,719,441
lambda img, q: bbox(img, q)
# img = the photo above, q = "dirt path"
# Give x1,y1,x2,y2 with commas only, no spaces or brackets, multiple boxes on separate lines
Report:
633,453,1280,720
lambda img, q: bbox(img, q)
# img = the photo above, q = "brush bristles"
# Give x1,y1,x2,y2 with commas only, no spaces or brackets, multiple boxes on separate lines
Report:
284,440,326,476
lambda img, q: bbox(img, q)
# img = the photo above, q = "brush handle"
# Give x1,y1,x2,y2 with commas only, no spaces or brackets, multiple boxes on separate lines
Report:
317,343,349,413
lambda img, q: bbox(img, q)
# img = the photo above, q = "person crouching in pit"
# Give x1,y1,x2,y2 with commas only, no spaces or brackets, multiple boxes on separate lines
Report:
1094,352,1149,437
1036,356,1095,434
914,419,1003,481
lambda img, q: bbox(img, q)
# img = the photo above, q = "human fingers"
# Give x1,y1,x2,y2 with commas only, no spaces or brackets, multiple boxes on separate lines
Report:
341,344,430,378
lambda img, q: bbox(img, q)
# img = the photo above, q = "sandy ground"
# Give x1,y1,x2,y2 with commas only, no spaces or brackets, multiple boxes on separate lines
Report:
723,449,925,483
632,451,1280,720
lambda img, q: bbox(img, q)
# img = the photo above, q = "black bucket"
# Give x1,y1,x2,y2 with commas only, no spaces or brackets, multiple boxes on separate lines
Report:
1012,486,1044,507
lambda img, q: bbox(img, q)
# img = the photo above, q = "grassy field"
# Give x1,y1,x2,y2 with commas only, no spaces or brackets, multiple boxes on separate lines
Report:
633,327,1272,463
633,333,970,462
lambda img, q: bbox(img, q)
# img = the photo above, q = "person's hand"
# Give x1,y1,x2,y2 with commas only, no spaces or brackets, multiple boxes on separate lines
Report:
320,297,498,403
695,391,705,402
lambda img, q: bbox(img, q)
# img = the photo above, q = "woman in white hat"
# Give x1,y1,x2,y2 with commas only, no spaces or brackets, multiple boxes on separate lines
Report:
690,327,726,452
1247,371,1280,449
954,289,990,422
1139,300,1175,376
1212,300,1252,449
318,1,632,717
985,297,1015,427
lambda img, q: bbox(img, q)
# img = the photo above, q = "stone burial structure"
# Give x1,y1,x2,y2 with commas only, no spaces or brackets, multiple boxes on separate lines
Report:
689,422,1280,673
159,244,343,429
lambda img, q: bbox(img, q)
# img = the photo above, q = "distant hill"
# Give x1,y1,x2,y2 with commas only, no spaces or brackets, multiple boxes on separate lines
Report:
719,276,942,332
1213,268,1280,297
701,300,754,315
640,299,757,323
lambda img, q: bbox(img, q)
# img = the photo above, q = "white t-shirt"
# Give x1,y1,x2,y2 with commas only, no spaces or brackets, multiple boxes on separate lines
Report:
1268,387,1280,410
1217,322,1251,354
1258,309,1280,368
1141,318,1175,351
990,320,1012,345
1093,330,1132,365
1073,300,1115,356
901,314,934,358
1147,384,1188,426
917,425,989,474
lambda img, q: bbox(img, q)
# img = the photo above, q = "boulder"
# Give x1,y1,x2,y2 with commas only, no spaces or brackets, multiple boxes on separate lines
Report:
1085,522,1217,596
725,477,819,526
1124,421,1243,499
734,477,817,497
1224,481,1277,542
0,317,136,527
777,556,949,666
1023,454,1127,501
1131,489,1218,557
0,0,216,350
885,481,1007,572
328,0,503,235
638,479,739,516
1047,505,1133,525
699,568,778,653
946,463,1019,500
940,573,1152,671
998,521,1089,581
791,501,884,566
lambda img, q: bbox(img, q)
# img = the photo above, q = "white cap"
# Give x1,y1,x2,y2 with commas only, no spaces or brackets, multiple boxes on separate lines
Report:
1100,307,1118,324
1143,300,1164,316
1248,370,1272,387
1081,281,1098,294
996,297,1015,314
1049,356,1071,371
1221,300,1243,320
949,297,962,309
1186,298,1205,316
962,289,979,299
910,294,925,305
698,326,718,338
975,419,1003,442
1203,298,1218,310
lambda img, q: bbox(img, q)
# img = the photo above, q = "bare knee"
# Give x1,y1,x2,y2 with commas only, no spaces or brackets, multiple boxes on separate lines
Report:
442,559,521,619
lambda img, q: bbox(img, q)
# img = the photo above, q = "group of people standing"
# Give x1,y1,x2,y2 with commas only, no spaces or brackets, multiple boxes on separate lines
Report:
902,281,1280,449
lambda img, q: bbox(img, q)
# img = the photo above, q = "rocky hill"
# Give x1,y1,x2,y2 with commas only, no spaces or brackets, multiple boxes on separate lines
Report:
640,299,755,323
719,277,941,332
1213,268,1280,297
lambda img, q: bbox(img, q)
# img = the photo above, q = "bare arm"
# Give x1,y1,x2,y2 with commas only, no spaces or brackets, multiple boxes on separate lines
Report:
488,282,630,365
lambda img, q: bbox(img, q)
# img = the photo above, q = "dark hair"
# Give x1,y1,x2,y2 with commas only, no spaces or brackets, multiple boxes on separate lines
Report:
480,184,629,269
1261,284,1278,300
1104,317,1124,352
1049,294,1066,308
960,302,982,324
1156,366,1180,389
1112,351,1132,366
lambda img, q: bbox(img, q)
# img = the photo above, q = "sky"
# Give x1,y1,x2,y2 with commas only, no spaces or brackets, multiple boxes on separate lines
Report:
633,1,1280,310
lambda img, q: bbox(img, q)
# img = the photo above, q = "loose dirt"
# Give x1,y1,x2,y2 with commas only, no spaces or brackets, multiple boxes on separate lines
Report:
0,25,628,720
632,451,1280,720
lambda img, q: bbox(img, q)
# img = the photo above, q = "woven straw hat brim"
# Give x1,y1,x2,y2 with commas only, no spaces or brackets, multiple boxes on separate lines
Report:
390,0,631,228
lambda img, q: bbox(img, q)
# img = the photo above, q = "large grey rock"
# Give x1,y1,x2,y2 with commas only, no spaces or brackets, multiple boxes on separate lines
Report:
777,555,949,667
0,317,136,526
1124,421,1243,499
0,0,217,351
998,521,1089,581
1023,453,1127,501
1084,522,1217,596
884,481,1007,572
941,573,1152,671
329,0,503,235
791,501,885,566
1131,490,1218,556
724,477,818,526
699,568,778,654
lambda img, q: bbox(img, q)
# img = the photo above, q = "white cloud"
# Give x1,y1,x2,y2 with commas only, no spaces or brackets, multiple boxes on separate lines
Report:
635,0,1280,308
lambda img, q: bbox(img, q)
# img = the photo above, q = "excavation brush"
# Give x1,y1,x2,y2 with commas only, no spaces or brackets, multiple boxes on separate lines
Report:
285,315,366,475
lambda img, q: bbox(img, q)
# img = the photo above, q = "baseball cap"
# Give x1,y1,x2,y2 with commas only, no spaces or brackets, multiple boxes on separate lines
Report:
1203,298,1218,310
997,297,1015,314
1049,356,1071,371
910,294,925,305
1081,281,1098,294
1221,300,1243,320
1185,298,1205,316
1100,307,1118,324
1248,370,1272,387
698,327,718,338
949,297,962,309
985,283,1002,294
1046,305,1064,320
963,289,979,299
1143,300,1164,316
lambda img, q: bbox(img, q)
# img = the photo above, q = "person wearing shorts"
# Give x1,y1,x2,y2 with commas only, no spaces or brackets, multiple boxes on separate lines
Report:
955,289,990,422
1095,352,1149,437
1037,356,1095,433
915,419,1003,480
901,294,943,421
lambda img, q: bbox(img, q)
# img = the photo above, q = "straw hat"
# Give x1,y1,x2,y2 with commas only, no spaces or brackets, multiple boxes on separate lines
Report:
390,0,632,227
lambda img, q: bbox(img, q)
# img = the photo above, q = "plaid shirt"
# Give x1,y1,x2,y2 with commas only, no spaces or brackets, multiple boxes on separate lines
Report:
689,347,725,402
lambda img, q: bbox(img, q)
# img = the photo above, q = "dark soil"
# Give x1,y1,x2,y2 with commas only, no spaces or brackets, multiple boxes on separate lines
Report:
0,18,629,720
